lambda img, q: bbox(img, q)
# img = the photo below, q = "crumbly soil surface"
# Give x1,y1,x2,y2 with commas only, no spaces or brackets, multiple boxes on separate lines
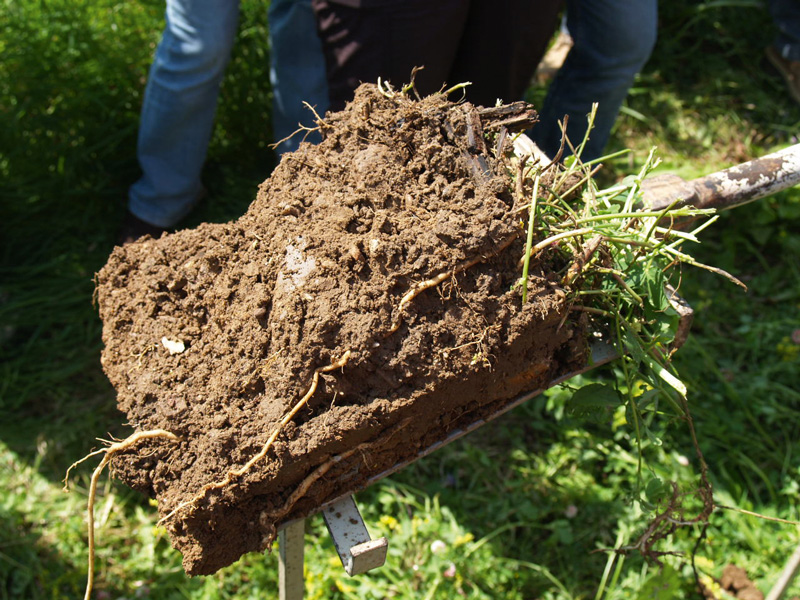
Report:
96,84,587,575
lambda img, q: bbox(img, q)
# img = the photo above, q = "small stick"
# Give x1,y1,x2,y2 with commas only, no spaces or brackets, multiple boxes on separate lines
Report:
270,101,332,149
495,126,508,158
562,234,604,286
464,105,487,156
478,102,539,132
543,114,568,173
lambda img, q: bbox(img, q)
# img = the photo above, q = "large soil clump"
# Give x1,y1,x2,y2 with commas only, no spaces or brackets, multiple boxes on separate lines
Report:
96,84,587,575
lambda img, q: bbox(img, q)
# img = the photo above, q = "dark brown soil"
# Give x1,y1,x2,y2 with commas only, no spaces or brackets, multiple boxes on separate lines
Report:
96,84,587,575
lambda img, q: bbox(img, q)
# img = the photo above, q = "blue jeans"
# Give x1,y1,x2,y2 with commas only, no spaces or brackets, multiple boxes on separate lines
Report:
770,0,800,61
130,0,327,228
531,0,657,162
270,0,329,154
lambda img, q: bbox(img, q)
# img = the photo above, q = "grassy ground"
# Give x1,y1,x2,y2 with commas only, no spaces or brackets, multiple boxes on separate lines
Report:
1,0,799,598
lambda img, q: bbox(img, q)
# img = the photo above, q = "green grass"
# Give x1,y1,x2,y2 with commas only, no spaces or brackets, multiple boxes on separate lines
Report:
2,0,800,598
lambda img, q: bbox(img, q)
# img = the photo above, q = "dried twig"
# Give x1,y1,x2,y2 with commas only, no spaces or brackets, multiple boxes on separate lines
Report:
270,101,333,149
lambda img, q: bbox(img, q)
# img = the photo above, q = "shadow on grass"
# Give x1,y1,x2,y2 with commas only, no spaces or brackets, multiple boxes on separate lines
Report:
610,1,800,169
0,504,87,600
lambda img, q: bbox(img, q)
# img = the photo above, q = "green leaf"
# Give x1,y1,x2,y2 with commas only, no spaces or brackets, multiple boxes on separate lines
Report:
647,306,679,345
644,355,687,397
568,383,622,421
645,477,669,504
569,383,622,408
636,388,660,411
644,266,669,311
623,326,647,366
644,425,663,447
637,564,684,599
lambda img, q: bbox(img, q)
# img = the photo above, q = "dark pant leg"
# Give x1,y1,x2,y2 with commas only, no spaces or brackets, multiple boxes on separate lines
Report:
448,0,564,107
532,0,658,161
769,0,800,60
312,0,469,112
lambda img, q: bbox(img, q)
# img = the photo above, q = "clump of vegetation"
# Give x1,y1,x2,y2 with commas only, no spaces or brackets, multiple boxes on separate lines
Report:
516,117,737,465
508,109,747,572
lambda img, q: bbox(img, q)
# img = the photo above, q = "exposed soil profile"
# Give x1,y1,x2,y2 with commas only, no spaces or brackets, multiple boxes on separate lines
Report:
96,84,588,575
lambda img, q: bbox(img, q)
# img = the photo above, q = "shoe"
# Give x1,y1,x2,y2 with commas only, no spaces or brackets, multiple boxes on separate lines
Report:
765,45,800,105
117,211,167,245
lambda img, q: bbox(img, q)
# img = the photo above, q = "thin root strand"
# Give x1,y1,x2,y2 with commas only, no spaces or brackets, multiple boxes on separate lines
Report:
158,351,353,526
385,234,519,337
69,429,180,600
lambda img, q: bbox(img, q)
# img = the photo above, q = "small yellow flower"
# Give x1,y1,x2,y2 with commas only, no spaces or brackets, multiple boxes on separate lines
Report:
777,337,800,361
694,555,715,571
699,573,725,599
335,580,356,593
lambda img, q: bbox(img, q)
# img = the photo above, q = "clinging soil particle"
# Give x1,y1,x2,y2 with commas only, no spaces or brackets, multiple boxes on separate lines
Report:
96,84,588,575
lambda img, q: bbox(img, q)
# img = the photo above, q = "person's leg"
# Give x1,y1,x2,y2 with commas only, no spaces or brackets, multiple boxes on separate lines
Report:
531,0,657,161
129,0,240,228
269,0,329,154
448,0,563,108
769,0,800,61
312,0,469,113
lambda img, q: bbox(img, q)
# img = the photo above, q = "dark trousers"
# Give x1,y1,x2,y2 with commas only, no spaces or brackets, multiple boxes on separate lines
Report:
312,0,564,111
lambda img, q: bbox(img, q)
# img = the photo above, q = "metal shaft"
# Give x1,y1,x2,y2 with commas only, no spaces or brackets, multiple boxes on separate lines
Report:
279,520,305,600
766,542,800,600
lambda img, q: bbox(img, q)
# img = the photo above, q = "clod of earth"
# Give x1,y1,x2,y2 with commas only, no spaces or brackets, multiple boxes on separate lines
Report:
95,84,587,575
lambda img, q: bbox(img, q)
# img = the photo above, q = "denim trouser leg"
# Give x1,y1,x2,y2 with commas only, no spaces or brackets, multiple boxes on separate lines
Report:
269,0,329,154
532,0,657,162
129,0,240,228
769,0,800,61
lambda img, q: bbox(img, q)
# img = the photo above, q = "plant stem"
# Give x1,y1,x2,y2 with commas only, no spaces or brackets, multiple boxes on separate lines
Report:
521,170,541,303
